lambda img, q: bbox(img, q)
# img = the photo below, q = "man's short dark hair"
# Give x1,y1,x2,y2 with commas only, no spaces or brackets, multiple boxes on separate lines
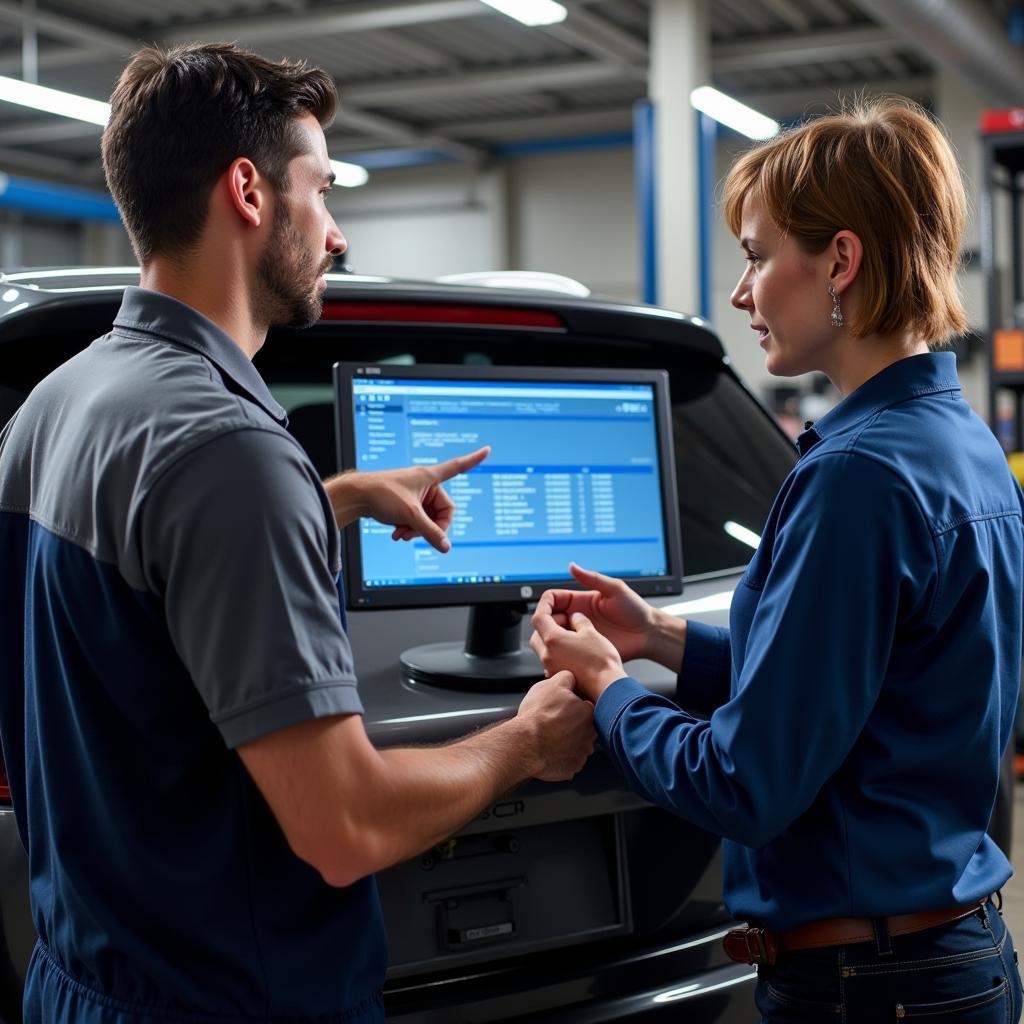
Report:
102,43,338,265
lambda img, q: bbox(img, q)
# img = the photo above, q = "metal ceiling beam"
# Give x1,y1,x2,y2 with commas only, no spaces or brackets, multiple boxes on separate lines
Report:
344,59,641,107
433,106,634,141
0,44,110,75
363,29,459,72
545,6,647,67
761,0,813,32
0,143,85,178
852,0,1024,104
0,0,137,53
732,75,933,120
799,0,854,23
0,118,99,143
162,0,483,47
715,25,906,73
333,104,485,163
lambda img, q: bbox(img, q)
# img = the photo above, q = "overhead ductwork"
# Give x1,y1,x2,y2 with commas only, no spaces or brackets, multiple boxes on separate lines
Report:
854,0,1024,105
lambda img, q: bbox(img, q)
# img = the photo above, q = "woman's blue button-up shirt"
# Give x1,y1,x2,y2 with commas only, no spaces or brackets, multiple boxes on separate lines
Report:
594,351,1024,930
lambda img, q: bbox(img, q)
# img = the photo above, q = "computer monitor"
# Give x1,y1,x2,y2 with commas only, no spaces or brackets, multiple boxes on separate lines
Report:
333,362,683,690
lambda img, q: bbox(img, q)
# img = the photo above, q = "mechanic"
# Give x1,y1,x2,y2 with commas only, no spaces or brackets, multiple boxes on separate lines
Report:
530,98,1024,1022
0,44,596,1024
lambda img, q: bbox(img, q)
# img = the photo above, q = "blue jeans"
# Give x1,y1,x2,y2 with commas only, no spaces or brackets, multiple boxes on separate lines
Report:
756,898,1023,1022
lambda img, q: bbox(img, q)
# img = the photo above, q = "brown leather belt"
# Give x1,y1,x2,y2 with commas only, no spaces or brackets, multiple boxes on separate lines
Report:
723,899,987,967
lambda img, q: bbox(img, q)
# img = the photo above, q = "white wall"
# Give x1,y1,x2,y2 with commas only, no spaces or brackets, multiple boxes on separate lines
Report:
329,147,641,302
328,162,507,280
507,146,638,301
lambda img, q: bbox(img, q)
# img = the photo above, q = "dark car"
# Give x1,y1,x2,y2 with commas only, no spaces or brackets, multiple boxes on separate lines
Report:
0,267,1012,1024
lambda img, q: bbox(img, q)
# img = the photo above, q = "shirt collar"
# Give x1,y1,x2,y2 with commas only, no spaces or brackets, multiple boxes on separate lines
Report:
112,286,287,424
795,351,960,457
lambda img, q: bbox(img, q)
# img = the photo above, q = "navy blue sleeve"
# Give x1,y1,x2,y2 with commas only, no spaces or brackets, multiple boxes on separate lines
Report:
675,620,731,712
594,452,936,847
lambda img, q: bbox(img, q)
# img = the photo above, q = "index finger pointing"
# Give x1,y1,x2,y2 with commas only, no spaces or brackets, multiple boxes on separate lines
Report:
430,446,490,483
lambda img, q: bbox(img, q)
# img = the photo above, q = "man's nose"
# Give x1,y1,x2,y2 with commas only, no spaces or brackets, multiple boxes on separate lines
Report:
327,217,346,257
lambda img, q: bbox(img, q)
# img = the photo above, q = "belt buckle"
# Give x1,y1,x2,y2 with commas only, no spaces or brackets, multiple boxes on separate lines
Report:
724,926,776,966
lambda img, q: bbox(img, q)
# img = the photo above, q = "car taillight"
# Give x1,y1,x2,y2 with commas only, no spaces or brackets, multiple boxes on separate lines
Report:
320,301,565,330
0,765,10,803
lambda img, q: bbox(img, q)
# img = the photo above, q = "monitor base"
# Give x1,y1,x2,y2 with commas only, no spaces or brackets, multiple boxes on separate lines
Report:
401,642,544,692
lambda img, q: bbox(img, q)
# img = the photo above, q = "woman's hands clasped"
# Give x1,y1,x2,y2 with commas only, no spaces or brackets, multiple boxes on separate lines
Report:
529,563,655,703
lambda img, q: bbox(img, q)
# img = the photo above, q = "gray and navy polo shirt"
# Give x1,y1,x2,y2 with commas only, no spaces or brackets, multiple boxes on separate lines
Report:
0,287,386,1023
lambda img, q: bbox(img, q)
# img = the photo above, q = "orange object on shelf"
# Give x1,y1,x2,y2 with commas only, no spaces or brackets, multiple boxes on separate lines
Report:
994,329,1024,371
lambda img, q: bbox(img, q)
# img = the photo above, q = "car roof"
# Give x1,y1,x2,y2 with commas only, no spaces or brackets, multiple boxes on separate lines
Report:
0,266,725,359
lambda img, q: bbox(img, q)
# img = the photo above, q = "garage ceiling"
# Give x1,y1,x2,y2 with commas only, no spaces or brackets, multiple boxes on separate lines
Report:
0,0,1018,184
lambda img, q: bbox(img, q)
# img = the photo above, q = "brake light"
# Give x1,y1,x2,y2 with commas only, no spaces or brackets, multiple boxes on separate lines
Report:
0,765,10,803
320,302,565,329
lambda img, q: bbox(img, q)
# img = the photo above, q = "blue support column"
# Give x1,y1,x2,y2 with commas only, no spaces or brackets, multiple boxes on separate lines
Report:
0,172,120,222
633,99,657,306
697,110,716,322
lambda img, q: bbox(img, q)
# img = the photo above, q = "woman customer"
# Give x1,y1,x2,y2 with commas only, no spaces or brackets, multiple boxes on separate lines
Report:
530,98,1024,1022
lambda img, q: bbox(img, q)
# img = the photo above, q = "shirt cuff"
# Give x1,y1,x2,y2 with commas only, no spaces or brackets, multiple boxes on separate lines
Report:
594,676,651,744
214,678,364,748
677,620,731,712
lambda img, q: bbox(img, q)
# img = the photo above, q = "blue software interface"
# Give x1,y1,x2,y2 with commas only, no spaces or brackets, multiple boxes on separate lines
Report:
351,375,669,587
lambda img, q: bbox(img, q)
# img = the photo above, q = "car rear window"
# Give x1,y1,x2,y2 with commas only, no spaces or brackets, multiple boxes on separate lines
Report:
0,313,796,578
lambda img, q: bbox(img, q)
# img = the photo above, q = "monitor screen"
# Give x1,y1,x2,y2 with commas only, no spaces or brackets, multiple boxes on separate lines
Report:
333,362,683,610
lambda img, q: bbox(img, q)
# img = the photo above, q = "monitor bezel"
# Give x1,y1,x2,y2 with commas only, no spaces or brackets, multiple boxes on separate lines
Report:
333,361,684,610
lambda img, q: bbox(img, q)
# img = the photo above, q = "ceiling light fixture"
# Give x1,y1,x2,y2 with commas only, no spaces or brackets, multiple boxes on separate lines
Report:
689,86,779,141
329,159,369,188
479,0,568,27
0,76,372,189
0,74,109,125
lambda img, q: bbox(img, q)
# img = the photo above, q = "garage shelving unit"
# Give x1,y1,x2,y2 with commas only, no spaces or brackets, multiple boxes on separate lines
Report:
982,108,1024,452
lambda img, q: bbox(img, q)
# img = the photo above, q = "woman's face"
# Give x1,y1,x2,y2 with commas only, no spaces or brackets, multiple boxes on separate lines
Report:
730,194,836,378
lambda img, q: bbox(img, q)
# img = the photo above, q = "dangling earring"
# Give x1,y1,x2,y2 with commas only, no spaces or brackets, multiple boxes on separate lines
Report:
829,284,843,328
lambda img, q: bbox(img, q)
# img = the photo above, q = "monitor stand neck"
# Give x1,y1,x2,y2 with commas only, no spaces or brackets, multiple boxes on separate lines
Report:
401,602,545,691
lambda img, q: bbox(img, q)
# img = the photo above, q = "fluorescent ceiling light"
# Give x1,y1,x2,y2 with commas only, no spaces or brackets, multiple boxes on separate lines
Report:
0,79,372,193
0,75,109,125
479,0,567,27
329,159,369,188
690,86,779,141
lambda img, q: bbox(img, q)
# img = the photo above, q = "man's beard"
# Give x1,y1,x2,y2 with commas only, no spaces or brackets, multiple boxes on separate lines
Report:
255,199,331,330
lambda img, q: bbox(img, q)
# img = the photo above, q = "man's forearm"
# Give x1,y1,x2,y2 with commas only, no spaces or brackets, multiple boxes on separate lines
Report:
374,720,536,856
322,471,369,529
357,717,538,875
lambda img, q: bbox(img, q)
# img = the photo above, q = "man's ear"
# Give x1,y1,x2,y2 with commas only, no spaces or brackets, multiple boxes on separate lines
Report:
226,157,265,229
828,229,863,295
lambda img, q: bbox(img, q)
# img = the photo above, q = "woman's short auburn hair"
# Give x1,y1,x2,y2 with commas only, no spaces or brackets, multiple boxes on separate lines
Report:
722,97,968,343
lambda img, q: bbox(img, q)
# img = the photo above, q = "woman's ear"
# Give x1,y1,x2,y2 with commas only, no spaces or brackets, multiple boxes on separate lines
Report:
829,229,863,294
225,157,265,229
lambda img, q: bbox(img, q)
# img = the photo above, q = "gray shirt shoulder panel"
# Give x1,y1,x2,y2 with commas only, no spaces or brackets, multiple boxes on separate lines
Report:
140,427,361,748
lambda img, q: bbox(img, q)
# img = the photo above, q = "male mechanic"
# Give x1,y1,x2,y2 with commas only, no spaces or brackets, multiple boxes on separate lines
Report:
0,44,595,1024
